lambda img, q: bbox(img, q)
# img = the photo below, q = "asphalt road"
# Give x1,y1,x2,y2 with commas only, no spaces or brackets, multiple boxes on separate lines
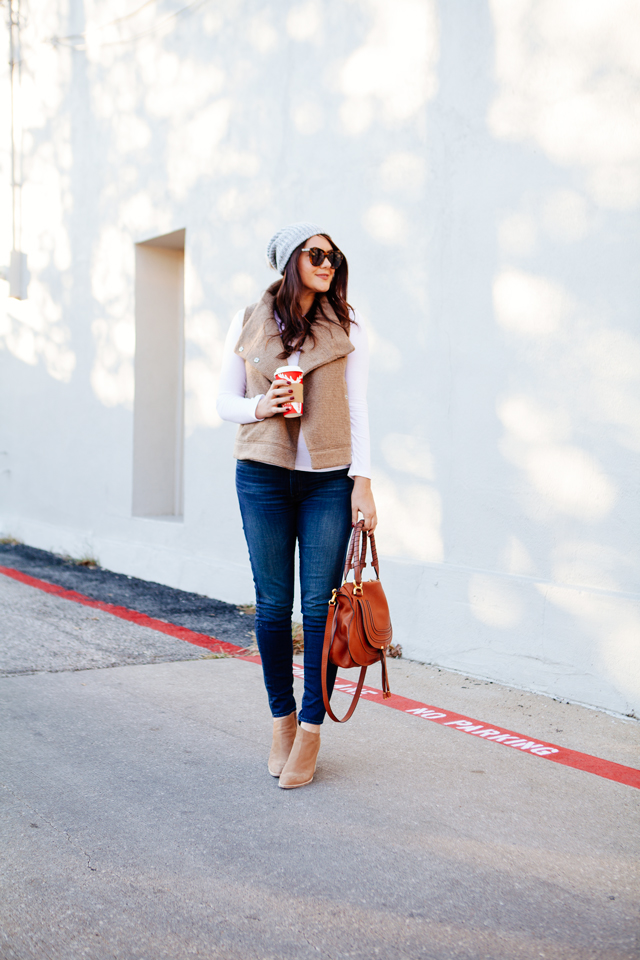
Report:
0,542,256,652
1,565,639,960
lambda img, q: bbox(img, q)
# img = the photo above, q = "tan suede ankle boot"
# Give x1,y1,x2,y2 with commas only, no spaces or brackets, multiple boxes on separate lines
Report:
268,711,297,777
278,726,321,789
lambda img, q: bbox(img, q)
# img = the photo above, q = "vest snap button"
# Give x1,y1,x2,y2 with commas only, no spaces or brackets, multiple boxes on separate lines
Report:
238,346,244,352
253,357,260,363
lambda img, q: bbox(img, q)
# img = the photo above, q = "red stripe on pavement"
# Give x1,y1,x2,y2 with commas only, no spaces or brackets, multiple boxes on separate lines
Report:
307,667,640,790
2,565,639,790
0,566,245,657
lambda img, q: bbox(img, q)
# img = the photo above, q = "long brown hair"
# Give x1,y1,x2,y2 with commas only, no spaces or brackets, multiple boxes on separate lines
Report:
273,234,353,359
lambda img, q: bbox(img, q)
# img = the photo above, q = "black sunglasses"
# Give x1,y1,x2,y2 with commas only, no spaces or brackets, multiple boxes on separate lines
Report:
301,247,344,269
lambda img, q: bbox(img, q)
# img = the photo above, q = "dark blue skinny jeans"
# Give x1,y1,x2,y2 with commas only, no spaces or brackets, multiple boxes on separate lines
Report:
235,459,353,724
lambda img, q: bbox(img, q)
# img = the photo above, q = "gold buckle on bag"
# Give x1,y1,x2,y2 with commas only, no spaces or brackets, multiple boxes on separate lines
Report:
353,582,363,596
329,588,338,606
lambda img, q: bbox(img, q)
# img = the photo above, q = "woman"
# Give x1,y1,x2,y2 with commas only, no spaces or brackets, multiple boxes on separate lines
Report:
217,222,376,789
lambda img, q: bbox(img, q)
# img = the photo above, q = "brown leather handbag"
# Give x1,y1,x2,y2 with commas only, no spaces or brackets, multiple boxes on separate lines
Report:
321,520,393,722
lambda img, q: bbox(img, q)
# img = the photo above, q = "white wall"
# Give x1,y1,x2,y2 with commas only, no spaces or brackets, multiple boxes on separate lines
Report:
1,0,639,717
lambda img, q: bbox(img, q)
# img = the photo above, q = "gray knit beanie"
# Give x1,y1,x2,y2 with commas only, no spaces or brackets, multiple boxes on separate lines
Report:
266,221,324,274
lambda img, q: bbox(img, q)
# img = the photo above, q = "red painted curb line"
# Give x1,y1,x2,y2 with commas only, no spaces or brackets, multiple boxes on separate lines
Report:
307,666,640,789
0,565,245,658
2,565,639,790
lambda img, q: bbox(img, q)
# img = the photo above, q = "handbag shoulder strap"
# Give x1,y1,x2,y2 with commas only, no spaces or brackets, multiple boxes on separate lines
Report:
343,520,366,582
350,524,380,583
342,524,357,580
321,601,368,723
354,528,369,583
368,530,380,579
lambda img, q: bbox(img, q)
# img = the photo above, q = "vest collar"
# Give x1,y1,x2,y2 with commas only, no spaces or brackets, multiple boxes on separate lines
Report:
235,281,354,380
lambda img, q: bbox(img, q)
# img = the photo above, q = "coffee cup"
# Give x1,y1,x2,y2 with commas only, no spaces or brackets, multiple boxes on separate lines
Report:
274,365,303,418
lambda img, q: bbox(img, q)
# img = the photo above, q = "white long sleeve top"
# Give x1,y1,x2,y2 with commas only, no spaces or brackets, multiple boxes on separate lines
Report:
216,307,371,478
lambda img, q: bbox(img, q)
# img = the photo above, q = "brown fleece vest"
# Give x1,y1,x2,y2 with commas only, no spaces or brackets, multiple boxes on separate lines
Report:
233,282,354,470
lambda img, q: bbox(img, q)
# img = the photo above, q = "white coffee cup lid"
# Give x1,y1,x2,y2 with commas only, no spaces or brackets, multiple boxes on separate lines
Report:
274,365,303,374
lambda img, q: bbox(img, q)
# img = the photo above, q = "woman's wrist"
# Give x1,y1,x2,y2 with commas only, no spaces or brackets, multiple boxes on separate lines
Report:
254,395,266,420
350,475,377,531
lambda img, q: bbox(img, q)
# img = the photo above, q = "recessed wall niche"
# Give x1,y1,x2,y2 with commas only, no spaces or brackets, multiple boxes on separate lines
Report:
132,229,185,519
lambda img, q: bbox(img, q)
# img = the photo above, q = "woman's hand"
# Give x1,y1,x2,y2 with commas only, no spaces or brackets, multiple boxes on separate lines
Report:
351,476,377,532
254,379,294,420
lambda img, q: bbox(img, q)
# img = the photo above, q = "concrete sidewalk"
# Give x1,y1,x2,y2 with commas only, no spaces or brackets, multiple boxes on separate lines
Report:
1,572,639,960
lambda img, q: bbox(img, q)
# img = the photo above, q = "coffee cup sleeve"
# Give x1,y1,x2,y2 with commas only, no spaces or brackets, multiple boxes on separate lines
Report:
289,382,303,403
